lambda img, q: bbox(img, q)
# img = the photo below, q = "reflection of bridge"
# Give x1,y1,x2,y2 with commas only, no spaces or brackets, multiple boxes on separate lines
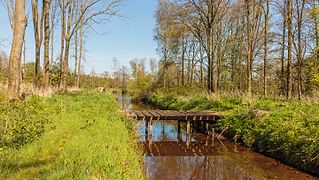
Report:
144,141,221,156
127,110,222,135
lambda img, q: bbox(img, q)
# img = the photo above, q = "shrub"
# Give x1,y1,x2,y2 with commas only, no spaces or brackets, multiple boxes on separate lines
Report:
0,96,49,148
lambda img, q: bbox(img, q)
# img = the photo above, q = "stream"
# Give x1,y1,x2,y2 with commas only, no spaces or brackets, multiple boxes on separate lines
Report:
117,94,317,180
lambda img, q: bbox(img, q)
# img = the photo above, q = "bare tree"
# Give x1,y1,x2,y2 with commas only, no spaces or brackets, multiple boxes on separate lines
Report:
296,0,306,99
2,0,14,29
59,0,121,92
76,19,84,88
287,0,293,99
263,0,269,97
43,0,52,93
2,0,27,84
50,0,57,70
7,0,27,100
32,0,44,90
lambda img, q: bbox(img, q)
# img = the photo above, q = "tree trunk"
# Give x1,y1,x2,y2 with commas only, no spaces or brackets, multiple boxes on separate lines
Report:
199,43,203,87
245,0,252,101
296,0,305,99
59,3,66,89
76,24,83,88
287,0,293,99
281,3,286,96
43,0,51,93
181,37,185,86
7,0,27,100
22,40,26,82
63,39,71,92
216,23,221,92
187,53,191,85
74,30,78,86
211,24,215,92
50,2,56,72
62,1,74,92
207,26,212,92
32,0,43,91
263,0,269,97
190,42,195,87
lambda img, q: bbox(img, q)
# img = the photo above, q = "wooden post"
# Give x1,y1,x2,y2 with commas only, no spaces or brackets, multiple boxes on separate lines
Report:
144,117,149,142
200,120,204,129
145,119,148,136
186,134,190,147
149,116,153,136
149,132,153,146
186,119,191,135
178,120,181,133
206,122,209,134
212,127,215,141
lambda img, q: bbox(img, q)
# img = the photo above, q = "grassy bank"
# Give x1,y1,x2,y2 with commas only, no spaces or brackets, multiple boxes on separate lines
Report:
142,87,319,176
0,93,143,179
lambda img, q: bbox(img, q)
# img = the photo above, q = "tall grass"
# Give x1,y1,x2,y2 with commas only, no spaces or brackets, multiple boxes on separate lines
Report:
0,93,143,179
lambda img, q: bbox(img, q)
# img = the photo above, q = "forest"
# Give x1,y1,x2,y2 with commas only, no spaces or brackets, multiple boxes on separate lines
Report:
151,0,319,100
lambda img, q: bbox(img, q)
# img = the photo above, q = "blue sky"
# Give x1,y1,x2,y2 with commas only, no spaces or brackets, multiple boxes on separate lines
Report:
0,0,159,74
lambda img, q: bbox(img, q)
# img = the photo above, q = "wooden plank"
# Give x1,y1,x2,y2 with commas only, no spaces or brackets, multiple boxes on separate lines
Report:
141,111,153,118
149,111,160,118
134,111,145,120
155,110,167,119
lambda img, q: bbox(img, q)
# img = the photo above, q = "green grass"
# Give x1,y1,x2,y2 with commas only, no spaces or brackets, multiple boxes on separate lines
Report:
143,87,319,176
143,87,242,111
0,93,143,179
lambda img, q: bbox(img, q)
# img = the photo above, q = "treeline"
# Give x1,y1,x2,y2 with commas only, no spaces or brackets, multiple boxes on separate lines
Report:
1,0,121,100
154,0,319,100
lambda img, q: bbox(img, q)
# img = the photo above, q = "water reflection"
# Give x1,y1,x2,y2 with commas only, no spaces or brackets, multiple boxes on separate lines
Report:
139,121,316,180
116,94,133,111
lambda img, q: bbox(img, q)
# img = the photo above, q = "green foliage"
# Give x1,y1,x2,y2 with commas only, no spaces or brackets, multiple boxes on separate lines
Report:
0,93,143,179
304,56,319,93
49,61,61,87
80,74,113,90
23,62,41,84
0,96,49,148
128,74,153,99
310,6,319,17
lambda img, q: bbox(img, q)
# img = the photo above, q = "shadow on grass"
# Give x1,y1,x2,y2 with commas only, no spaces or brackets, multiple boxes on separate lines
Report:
2,151,60,174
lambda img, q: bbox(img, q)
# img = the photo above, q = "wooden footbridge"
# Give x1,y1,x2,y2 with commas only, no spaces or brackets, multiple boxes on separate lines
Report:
127,110,223,135
127,110,222,121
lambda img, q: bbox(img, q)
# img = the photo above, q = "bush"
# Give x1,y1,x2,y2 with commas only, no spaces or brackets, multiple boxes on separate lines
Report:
0,96,49,148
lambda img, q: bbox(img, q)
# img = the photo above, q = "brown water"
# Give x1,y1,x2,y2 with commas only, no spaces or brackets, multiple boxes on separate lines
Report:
117,95,318,180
